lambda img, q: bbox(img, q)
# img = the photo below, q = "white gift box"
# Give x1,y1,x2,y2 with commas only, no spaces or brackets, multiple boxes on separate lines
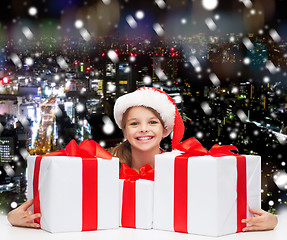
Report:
119,179,154,229
27,155,119,233
153,152,261,237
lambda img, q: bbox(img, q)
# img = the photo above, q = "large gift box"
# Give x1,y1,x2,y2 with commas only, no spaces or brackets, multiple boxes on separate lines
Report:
27,140,119,233
153,138,261,237
119,163,154,229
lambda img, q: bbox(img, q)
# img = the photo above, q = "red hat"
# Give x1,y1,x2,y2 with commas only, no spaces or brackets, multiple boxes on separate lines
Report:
114,87,185,149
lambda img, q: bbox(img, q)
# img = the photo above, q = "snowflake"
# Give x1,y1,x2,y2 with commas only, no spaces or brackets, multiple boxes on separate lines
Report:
102,116,115,135
106,83,115,92
181,18,187,24
25,57,34,66
266,60,279,74
229,132,237,139
75,20,84,29
214,14,220,20
240,0,253,8
76,103,85,113
273,171,287,190
126,15,137,29
102,0,111,5
80,28,91,41
57,56,69,69
209,73,220,86
196,131,204,139
22,26,33,40
242,37,254,51
190,56,201,72
10,53,22,68
153,23,164,37
155,0,166,9
269,29,281,42
237,110,247,122
243,57,251,65
201,102,212,115
28,6,38,16
202,0,218,11
155,68,168,81
135,10,144,20
107,50,119,63
129,56,136,62
205,18,217,31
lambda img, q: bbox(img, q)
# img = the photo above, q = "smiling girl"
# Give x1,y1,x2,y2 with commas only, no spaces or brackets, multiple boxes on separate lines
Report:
111,87,185,171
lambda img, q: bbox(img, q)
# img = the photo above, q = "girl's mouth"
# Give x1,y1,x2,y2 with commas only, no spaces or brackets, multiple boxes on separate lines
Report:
136,136,153,141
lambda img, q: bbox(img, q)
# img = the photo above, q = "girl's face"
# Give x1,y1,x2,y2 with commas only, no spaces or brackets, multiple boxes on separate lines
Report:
123,106,167,153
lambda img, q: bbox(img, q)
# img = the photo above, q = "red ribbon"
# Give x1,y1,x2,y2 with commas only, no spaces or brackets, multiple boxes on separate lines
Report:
32,139,112,231
119,163,154,228
173,138,246,233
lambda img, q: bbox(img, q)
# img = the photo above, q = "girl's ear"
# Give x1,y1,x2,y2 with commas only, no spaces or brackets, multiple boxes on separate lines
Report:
162,127,168,138
122,128,127,139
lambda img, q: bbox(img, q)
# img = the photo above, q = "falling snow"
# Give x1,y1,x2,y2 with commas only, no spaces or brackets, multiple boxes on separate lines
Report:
75,20,84,29
209,73,220,86
201,102,212,115
126,15,138,29
79,28,91,41
107,50,119,63
202,0,218,11
143,76,152,85
205,18,217,31
103,116,115,135
28,7,38,16
155,0,166,9
135,11,145,20
155,68,168,81
22,27,34,40
153,23,164,36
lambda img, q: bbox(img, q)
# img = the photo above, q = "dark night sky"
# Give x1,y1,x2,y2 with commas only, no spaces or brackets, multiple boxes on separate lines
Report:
0,0,286,38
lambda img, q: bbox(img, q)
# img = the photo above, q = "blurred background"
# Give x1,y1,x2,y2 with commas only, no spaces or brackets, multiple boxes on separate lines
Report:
0,0,286,215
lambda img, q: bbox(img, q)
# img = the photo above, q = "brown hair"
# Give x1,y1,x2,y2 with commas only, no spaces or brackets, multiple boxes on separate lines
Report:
111,106,165,167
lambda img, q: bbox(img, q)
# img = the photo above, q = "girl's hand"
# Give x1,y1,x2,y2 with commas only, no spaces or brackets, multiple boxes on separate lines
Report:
242,208,278,232
7,199,41,228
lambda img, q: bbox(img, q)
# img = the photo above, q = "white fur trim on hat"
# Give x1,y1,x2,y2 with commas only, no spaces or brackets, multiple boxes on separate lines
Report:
114,88,176,135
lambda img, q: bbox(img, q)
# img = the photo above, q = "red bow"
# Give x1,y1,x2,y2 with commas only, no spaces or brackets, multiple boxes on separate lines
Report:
176,138,238,157
119,163,154,181
43,139,112,159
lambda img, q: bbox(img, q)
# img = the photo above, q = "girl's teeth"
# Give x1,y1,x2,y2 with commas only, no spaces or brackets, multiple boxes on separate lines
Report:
138,137,152,140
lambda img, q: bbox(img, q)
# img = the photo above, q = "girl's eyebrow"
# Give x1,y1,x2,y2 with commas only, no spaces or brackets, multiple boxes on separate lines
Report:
127,116,158,122
126,117,138,122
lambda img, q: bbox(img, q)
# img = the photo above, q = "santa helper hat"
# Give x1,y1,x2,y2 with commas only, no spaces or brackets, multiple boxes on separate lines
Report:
114,87,185,149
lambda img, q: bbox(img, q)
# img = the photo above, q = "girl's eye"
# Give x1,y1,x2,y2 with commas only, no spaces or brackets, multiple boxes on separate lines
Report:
130,122,138,126
150,120,158,124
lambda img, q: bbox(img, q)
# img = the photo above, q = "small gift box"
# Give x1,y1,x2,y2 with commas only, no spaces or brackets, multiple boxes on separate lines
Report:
153,138,261,237
27,139,119,233
119,163,154,229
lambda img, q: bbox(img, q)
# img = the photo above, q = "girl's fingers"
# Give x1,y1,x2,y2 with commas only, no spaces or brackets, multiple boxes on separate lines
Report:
243,226,263,232
23,222,41,228
25,211,33,216
243,216,263,225
26,213,41,222
19,199,34,210
248,208,264,216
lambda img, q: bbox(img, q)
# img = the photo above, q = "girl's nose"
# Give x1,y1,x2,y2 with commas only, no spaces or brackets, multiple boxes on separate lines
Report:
139,123,148,132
